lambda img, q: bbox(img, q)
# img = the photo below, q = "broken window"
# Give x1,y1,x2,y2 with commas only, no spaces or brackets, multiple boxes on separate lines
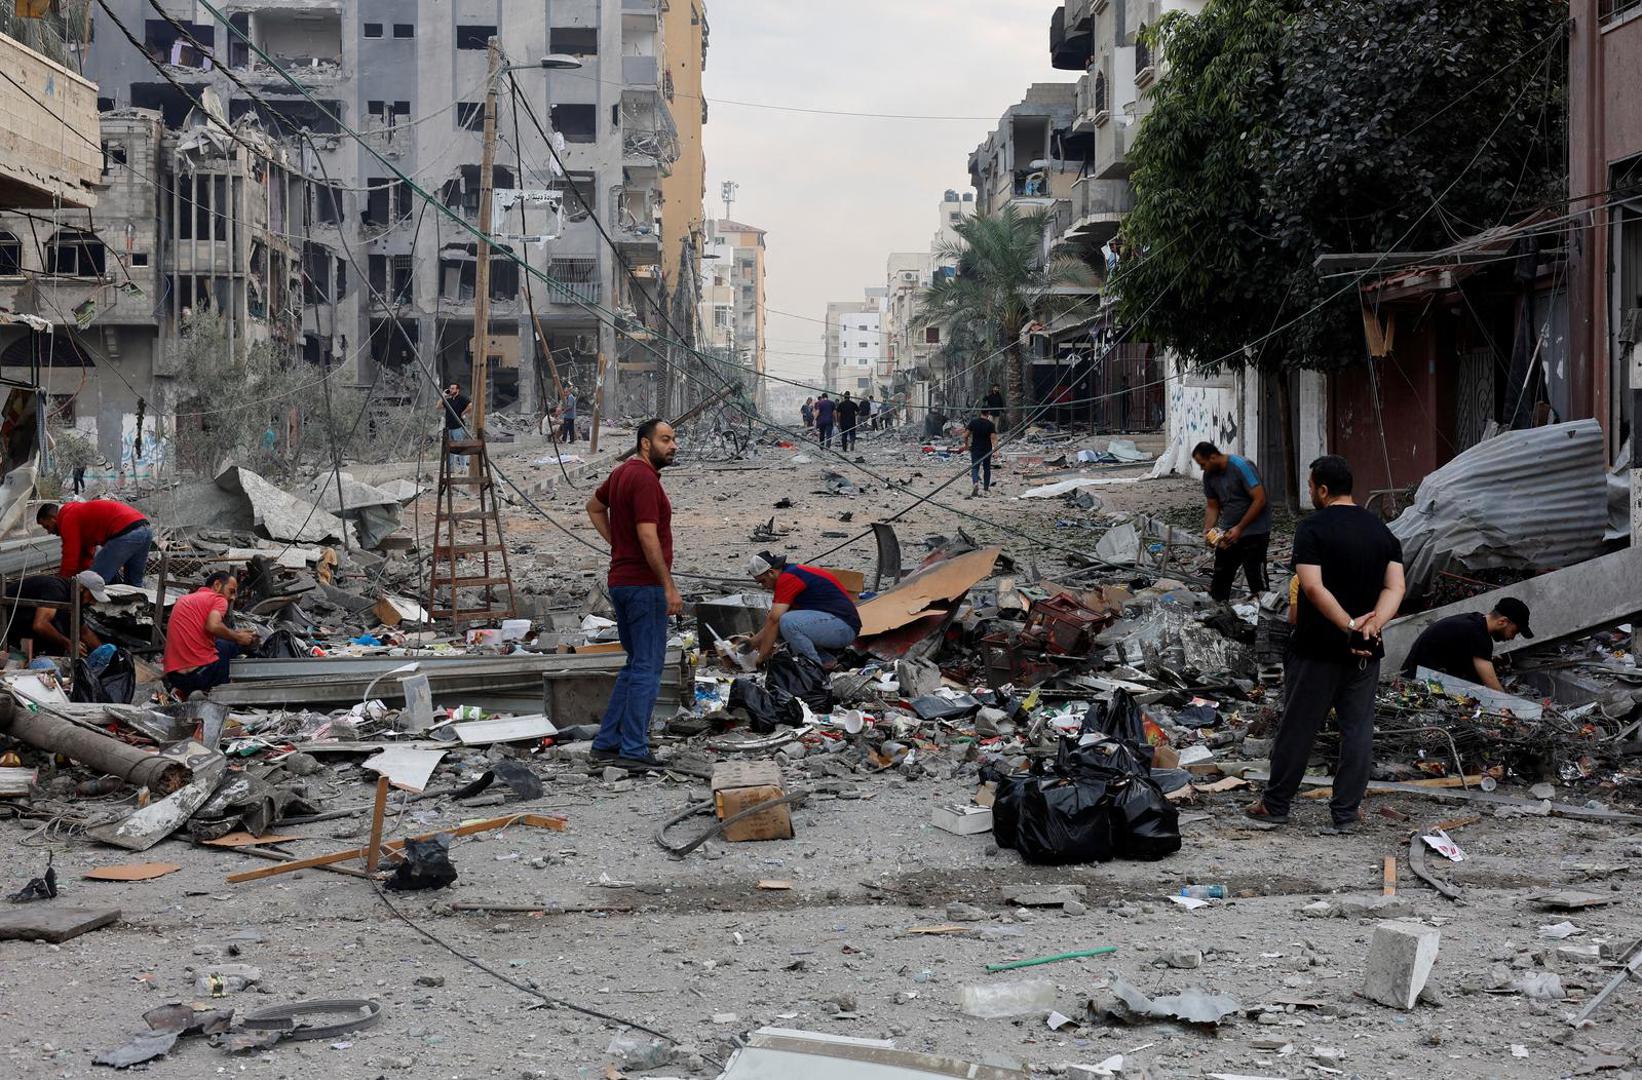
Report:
302,243,332,303
925,325,941,344
131,82,194,127
47,230,106,277
254,11,342,64
0,232,21,275
456,102,484,132
143,18,213,68
97,96,114,112
370,318,419,368
547,257,599,303
550,27,598,55
560,171,597,220
368,253,388,296
365,178,391,226
131,252,149,267
457,25,495,49
443,165,514,217
230,96,344,136
490,253,519,300
227,13,249,67
551,104,597,144
101,141,126,174
438,249,474,301
310,181,345,225
391,255,413,301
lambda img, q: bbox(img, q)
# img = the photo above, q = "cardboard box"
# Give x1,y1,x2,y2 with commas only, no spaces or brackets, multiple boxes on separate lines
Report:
931,804,994,836
711,761,793,842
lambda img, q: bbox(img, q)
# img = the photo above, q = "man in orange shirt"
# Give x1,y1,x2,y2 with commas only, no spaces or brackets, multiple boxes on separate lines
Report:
163,572,259,697
37,499,153,586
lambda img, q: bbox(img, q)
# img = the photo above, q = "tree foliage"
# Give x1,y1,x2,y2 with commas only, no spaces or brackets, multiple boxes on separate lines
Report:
919,207,1093,426
1113,0,1566,375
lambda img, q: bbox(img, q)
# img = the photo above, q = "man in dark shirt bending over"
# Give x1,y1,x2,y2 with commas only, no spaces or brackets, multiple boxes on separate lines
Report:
1247,455,1405,834
1400,598,1532,691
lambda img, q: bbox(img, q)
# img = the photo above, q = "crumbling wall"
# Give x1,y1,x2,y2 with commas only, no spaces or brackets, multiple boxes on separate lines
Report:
1154,352,1243,477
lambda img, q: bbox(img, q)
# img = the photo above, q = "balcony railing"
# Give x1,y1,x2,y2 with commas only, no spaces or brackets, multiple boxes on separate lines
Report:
1601,0,1642,21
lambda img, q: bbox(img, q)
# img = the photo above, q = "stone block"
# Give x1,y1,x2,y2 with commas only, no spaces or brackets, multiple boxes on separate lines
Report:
1362,920,1440,1010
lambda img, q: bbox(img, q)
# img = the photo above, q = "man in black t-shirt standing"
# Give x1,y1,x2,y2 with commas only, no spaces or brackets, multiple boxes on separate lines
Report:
1248,455,1405,834
442,382,472,471
837,392,861,452
1400,598,1532,691
963,409,997,496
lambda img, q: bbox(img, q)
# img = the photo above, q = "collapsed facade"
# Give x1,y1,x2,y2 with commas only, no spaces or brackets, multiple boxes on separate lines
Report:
2,0,710,478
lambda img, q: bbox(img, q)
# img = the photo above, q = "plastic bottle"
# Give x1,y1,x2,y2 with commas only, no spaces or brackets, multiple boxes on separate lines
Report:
1180,884,1227,900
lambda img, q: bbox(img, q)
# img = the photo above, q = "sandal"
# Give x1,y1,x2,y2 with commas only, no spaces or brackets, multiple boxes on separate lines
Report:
1244,801,1289,826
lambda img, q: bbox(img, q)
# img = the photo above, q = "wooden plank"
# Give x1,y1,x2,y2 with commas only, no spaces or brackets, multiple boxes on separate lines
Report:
1382,856,1397,896
226,814,568,884
0,905,120,943
366,776,390,874
84,863,181,882
199,831,306,848
1299,774,1484,800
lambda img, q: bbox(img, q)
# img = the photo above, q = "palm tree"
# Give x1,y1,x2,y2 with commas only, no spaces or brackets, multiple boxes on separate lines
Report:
918,206,1093,429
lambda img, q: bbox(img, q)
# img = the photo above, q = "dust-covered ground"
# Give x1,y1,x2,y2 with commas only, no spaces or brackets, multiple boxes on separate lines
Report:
3,426,1641,1080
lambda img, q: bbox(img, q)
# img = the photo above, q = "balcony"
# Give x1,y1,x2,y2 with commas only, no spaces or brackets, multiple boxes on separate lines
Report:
622,55,659,87
0,31,100,209
1067,0,1096,33
1074,68,1109,133
1060,177,1134,250
1049,6,1094,71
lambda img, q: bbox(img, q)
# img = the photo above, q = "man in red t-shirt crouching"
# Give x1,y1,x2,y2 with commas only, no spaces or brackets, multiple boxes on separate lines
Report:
584,420,680,770
163,571,260,698
745,551,861,668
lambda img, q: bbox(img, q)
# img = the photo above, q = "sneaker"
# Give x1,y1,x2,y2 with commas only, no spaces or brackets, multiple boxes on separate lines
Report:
1320,820,1359,836
614,754,667,772
588,747,618,764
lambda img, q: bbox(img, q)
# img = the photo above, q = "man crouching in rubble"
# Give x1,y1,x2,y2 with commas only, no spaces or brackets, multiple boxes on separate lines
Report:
585,420,680,771
1247,455,1405,834
163,571,259,698
744,552,861,668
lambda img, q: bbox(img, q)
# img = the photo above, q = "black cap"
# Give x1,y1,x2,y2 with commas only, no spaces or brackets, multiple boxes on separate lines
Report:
1494,597,1533,638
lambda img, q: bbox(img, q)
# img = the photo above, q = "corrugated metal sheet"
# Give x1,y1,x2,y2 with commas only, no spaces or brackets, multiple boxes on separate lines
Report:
1389,419,1610,599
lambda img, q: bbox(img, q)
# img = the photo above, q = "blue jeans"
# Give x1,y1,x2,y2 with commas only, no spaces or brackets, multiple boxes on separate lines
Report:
970,451,992,490
447,426,468,472
779,609,857,665
164,639,240,696
593,585,669,758
92,524,152,587
560,416,575,443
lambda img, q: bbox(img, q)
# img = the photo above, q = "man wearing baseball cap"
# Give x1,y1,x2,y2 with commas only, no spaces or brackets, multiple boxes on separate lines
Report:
744,551,861,668
2,570,109,658
1400,597,1533,692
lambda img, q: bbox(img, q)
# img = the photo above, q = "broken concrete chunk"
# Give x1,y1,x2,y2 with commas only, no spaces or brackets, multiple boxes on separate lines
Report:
1003,884,1087,907
1362,921,1440,1010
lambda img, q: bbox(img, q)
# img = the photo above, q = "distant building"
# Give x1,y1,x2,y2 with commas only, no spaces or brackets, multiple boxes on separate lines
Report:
823,294,883,395
709,218,767,406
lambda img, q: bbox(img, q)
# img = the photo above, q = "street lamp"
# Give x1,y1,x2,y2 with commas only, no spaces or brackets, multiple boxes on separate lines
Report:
501,54,585,74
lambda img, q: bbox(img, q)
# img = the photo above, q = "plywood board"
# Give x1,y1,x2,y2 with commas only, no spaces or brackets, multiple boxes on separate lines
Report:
855,546,1001,638
84,863,181,882
0,766,37,796
362,747,447,793
200,831,306,848
0,905,120,943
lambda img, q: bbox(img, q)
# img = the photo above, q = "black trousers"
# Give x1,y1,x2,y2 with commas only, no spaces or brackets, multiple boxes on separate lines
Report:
1263,652,1380,825
1210,533,1270,601
840,422,857,451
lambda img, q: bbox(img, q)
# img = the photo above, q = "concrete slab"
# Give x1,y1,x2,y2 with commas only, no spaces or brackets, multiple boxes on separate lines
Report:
1362,920,1440,1010
0,905,120,943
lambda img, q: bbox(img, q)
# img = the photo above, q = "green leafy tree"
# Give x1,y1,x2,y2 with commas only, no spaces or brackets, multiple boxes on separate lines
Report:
920,207,1093,428
1114,0,1565,503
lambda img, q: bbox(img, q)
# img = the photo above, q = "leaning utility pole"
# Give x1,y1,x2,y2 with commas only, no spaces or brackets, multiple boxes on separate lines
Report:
428,37,516,631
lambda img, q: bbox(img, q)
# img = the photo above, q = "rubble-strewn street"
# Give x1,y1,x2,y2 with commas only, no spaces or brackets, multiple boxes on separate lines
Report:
4,424,1641,1080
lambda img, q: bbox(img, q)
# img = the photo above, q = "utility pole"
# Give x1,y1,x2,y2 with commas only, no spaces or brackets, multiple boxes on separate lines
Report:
467,37,501,473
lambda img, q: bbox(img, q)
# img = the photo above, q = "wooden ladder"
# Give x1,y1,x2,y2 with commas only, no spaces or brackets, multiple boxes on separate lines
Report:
428,434,517,631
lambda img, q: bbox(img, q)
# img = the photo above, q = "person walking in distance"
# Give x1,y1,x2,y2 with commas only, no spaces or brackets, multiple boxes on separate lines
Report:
985,383,1006,416
814,392,836,449
859,394,874,432
963,409,997,497
837,391,860,452
1247,455,1405,833
584,420,680,771
442,383,472,471
1193,442,1272,603
801,397,815,430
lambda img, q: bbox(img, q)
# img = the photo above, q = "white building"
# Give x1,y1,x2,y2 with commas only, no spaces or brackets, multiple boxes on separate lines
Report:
837,304,882,396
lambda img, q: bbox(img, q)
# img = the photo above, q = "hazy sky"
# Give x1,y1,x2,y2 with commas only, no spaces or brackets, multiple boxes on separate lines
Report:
701,1,1065,383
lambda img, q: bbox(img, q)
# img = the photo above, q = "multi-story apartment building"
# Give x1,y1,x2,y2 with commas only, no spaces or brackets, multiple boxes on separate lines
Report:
657,0,709,415
823,294,882,395
709,218,766,406
55,0,692,442
880,251,930,402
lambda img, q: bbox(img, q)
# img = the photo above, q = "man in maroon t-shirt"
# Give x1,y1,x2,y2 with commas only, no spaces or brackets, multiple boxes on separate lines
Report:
585,419,679,770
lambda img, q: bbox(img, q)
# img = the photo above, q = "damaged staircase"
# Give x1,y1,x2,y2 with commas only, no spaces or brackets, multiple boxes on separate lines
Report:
428,434,517,631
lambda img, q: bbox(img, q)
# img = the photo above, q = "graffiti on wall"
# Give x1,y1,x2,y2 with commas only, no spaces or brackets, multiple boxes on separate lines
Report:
1154,360,1244,476
77,413,171,487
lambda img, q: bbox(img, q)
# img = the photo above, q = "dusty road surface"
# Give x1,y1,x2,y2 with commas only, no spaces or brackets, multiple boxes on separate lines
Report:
3,427,1640,1080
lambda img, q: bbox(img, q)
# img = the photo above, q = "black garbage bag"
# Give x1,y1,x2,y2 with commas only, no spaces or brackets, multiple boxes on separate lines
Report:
766,653,834,714
252,629,309,659
1108,774,1182,861
386,833,458,891
71,647,137,705
987,767,1031,851
729,677,799,734
1013,773,1116,865
1082,692,1154,770
1066,737,1151,779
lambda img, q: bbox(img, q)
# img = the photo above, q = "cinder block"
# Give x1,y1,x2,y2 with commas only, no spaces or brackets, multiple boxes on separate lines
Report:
1362,920,1440,1010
